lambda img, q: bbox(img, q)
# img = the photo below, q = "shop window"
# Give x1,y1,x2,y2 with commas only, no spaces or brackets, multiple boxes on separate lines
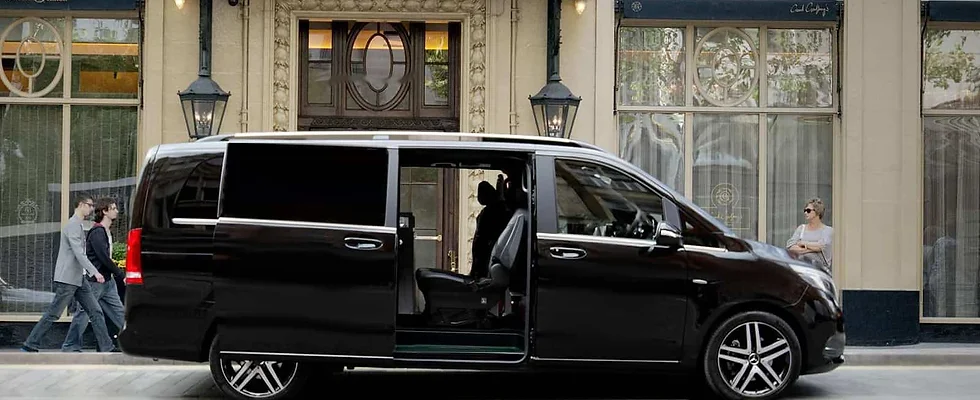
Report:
0,16,139,315
922,28,980,319
617,25,836,251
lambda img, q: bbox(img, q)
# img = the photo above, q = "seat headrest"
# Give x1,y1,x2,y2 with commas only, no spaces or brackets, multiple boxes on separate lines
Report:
477,181,496,206
503,176,528,210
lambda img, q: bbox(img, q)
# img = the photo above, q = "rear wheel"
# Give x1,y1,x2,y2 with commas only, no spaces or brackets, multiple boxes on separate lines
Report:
208,336,311,400
702,311,801,400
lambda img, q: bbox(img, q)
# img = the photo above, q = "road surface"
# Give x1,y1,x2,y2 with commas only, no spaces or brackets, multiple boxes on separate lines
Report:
0,364,976,399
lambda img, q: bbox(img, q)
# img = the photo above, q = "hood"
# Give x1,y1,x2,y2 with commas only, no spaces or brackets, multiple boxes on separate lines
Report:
743,238,829,273
743,239,796,263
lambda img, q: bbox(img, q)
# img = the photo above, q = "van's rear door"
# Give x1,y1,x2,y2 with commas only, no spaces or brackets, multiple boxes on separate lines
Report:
212,141,398,359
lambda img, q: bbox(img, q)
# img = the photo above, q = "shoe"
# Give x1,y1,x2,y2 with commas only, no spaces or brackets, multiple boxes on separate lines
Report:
20,345,38,353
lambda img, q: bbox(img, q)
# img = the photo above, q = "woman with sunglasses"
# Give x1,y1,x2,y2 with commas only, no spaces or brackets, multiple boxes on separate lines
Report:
786,197,834,272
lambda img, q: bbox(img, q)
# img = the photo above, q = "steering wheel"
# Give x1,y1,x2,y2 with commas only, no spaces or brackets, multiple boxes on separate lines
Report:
627,208,657,239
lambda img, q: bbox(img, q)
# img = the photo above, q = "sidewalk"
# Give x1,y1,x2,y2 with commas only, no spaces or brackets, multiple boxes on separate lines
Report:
2,343,980,366
842,343,980,366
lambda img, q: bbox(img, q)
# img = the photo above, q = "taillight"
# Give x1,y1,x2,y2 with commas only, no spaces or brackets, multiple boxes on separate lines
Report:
125,228,143,285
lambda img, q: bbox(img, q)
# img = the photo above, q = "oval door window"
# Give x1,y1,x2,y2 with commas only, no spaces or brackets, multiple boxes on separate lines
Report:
348,22,410,111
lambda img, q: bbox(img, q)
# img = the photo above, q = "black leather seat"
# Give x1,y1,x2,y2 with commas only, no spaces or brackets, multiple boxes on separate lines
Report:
415,207,528,325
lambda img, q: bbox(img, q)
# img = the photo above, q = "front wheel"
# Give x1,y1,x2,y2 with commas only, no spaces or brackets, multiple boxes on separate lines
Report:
702,311,802,400
208,336,311,400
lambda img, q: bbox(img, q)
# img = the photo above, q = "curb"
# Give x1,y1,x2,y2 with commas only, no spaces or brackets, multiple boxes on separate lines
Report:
0,351,202,366
842,346,980,367
1,347,979,367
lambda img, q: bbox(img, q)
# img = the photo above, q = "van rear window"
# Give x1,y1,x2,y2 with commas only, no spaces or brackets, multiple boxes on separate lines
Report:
219,142,389,227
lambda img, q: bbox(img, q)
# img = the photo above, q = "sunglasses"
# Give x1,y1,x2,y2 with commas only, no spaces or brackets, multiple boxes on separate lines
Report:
803,208,814,214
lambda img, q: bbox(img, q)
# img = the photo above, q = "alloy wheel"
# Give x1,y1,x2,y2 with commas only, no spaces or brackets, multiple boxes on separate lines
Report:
716,321,793,397
219,358,299,399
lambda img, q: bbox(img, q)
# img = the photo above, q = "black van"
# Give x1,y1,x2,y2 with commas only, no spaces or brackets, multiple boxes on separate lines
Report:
118,132,844,400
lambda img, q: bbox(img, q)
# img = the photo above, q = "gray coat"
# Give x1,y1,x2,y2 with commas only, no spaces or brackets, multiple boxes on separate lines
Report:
53,216,100,287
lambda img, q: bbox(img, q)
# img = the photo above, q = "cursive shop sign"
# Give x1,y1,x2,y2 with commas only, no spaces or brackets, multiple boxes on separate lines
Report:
0,0,137,10
621,0,840,22
790,2,832,18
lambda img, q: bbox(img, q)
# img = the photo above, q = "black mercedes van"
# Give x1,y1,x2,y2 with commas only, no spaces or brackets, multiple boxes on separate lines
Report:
118,131,844,400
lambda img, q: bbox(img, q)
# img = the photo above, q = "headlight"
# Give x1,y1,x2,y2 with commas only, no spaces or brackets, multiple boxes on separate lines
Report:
790,263,837,295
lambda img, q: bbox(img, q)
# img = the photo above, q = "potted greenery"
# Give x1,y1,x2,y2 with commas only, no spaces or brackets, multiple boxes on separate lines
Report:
112,242,127,271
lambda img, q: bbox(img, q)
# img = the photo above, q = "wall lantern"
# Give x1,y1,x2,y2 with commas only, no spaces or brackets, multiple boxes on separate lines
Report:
529,0,581,139
575,0,586,15
529,74,581,139
178,0,232,140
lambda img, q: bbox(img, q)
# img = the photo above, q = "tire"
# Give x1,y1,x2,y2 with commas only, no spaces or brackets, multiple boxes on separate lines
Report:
208,336,312,400
702,311,802,400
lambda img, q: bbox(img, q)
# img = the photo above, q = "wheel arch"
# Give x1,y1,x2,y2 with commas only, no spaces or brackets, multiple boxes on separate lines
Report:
695,300,809,371
199,321,218,362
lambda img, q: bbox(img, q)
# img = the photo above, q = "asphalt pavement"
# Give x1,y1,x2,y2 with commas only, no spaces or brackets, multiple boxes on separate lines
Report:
0,364,978,399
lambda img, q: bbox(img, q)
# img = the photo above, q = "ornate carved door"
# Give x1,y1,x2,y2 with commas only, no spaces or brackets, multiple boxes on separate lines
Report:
298,20,460,131
299,19,462,272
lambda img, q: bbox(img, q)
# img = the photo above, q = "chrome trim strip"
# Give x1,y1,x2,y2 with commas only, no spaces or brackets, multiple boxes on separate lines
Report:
539,233,730,254
221,351,527,365
218,217,396,234
530,356,679,364
537,232,651,248
392,357,525,364
220,351,393,360
172,218,218,226
685,244,729,253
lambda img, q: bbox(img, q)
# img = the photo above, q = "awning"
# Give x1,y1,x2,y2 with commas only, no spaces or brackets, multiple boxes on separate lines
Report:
0,0,137,10
923,0,980,22
619,0,843,22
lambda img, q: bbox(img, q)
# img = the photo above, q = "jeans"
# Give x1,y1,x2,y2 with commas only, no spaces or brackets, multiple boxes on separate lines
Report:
61,278,125,352
22,281,115,352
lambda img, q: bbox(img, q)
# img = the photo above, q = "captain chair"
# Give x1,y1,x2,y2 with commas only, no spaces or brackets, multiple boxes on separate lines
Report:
415,185,528,326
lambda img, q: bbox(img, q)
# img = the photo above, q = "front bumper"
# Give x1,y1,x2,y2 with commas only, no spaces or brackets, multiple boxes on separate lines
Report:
806,331,846,374
800,286,846,375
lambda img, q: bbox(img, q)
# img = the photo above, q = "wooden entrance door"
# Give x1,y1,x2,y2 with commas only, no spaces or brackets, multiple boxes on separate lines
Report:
298,19,462,273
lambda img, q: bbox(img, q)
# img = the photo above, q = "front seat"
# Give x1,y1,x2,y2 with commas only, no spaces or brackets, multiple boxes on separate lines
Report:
415,204,528,326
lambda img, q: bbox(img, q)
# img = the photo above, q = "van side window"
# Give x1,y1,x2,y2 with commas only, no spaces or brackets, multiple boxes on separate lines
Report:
220,143,388,226
173,156,223,220
554,159,664,240
681,212,725,249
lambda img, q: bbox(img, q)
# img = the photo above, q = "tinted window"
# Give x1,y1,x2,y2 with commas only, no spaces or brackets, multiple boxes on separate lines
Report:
220,142,388,226
172,156,222,220
554,159,664,240
681,211,725,249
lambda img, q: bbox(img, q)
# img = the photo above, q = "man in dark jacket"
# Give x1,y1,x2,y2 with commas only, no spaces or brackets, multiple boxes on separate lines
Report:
61,197,125,352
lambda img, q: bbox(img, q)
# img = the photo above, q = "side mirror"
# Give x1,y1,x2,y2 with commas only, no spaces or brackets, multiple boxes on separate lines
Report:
652,221,683,251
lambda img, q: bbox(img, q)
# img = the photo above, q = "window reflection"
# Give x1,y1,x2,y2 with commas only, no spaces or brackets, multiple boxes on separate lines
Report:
71,18,140,99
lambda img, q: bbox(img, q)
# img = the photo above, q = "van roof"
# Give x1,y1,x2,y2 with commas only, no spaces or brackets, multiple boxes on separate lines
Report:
195,130,608,152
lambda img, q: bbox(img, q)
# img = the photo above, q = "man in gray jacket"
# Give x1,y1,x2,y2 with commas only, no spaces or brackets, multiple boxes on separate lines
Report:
20,195,117,353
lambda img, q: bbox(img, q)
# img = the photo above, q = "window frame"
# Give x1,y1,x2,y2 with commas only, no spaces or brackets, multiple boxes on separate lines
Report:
614,19,841,247
919,22,980,324
171,155,223,224
553,157,667,240
0,11,141,320
539,152,722,251
217,142,393,228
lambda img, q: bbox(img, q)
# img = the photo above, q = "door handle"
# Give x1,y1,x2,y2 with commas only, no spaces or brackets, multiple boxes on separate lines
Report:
344,237,383,251
549,246,586,260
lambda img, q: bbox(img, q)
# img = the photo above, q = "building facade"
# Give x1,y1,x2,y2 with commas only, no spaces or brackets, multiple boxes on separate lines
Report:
0,0,978,347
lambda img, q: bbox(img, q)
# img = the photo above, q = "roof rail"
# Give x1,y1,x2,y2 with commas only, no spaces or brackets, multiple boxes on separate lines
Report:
215,130,606,151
